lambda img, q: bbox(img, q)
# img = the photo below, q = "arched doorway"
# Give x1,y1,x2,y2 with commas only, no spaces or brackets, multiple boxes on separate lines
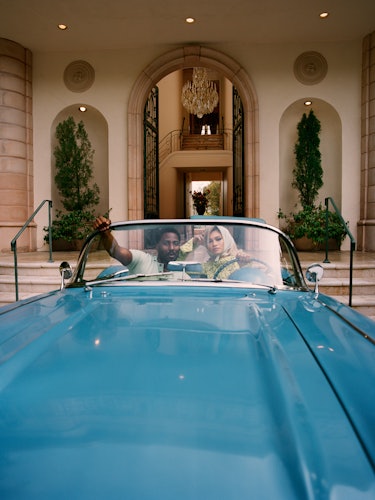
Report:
127,45,259,220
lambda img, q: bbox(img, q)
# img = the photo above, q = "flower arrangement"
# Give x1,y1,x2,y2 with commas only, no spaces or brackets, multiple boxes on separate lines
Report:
191,188,210,215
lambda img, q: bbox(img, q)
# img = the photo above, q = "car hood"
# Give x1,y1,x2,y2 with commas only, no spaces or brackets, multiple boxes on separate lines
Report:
1,286,375,499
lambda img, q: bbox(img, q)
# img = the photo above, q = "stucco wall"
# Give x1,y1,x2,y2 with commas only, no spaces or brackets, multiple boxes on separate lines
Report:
29,40,362,249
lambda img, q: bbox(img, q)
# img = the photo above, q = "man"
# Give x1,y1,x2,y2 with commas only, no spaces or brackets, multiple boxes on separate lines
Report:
93,216,181,274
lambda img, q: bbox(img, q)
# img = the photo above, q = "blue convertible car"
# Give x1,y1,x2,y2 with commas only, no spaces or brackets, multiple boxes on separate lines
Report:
0,218,374,499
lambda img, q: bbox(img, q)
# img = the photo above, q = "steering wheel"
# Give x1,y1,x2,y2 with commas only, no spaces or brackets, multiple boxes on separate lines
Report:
243,258,273,274
229,258,274,284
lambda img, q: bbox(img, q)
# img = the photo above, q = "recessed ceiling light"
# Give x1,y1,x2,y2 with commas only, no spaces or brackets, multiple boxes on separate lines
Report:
185,17,195,24
58,24,68,30
319,12,329,19
79,106,87,112
304,100,312,106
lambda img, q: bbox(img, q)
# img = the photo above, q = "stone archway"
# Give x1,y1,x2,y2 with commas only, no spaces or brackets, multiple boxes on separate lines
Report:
127,45,259,220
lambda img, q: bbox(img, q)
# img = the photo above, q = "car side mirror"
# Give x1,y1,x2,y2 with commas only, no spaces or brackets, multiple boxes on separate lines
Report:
306,263,324,298
59,261,73,289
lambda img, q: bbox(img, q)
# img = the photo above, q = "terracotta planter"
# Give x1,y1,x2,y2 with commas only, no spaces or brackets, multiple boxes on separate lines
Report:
52,239,85,252
293,236,340,252
292,236,318,252
318,239,340,251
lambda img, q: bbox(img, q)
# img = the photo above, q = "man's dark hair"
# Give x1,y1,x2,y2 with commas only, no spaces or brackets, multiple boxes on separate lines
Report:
154,226,181,244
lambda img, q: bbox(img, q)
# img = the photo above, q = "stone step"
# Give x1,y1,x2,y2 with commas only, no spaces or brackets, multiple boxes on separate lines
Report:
0,275,61,294
0,261,65,277
323,267,375,279
318,278,375,296
1,251,375,318
300,262,375,279
0,253,73,306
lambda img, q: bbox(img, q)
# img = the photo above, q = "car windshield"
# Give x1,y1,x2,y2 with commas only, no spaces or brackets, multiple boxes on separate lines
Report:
71,219,305,289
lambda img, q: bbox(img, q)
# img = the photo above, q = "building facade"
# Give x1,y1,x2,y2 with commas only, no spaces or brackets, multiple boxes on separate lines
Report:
0,31,375,251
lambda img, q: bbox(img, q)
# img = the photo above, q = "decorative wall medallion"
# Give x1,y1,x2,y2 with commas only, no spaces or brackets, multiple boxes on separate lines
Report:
293,51,328,85
63,60,95,92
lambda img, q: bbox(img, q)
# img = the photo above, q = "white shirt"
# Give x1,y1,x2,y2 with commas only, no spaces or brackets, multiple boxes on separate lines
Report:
127,250,164,275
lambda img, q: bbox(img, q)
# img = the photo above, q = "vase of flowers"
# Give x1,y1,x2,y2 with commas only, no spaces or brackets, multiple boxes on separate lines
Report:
191,188,210,215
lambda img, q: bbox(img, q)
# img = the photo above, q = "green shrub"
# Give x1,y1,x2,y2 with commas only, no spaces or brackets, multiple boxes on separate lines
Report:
278,205,347,247
44,209,95,243
44,116,101,244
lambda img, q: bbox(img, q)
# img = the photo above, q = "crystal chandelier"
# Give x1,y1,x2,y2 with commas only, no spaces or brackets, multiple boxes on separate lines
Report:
181,67,219,119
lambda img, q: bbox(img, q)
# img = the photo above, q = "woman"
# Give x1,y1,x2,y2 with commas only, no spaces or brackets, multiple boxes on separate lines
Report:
202,225,240,279
180,225,253,280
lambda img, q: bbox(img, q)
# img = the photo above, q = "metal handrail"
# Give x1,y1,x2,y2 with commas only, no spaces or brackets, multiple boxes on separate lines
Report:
10,200,53,301
324,197,356,307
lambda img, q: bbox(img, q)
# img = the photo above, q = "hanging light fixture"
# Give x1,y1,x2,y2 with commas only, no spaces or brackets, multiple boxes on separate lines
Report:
181,67,219,119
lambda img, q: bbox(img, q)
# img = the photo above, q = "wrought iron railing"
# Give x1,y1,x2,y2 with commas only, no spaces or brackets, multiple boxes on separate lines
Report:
159,129,183,163
324,197,356,306
10,200,53,301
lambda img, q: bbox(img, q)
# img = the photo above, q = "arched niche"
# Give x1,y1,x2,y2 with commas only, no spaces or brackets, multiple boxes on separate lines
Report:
51,106,109,216
279,99,342,214
127,45,259,220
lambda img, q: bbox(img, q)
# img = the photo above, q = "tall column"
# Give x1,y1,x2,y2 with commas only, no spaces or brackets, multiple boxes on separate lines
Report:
0,38,34,253
358,32,375,250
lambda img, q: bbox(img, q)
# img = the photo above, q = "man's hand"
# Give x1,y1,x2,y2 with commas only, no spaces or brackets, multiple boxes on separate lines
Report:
93,216,111,232
192,233,205,246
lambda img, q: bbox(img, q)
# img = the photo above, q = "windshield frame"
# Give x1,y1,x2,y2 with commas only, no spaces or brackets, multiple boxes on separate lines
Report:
69,218,307,290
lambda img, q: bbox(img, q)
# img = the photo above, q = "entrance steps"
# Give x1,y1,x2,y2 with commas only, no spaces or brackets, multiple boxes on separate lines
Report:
0,252,79,307
299,251,375,320
1,250,375,320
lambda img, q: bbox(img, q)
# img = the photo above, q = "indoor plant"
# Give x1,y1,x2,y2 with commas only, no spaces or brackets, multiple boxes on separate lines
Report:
44,116,100,250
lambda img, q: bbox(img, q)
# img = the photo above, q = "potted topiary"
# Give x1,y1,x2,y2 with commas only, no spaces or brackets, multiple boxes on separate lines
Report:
44,116,100,250
278,109,346,250
278,205,347,250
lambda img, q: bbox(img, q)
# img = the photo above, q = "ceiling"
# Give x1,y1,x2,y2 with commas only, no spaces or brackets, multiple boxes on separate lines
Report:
0,0,374,53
